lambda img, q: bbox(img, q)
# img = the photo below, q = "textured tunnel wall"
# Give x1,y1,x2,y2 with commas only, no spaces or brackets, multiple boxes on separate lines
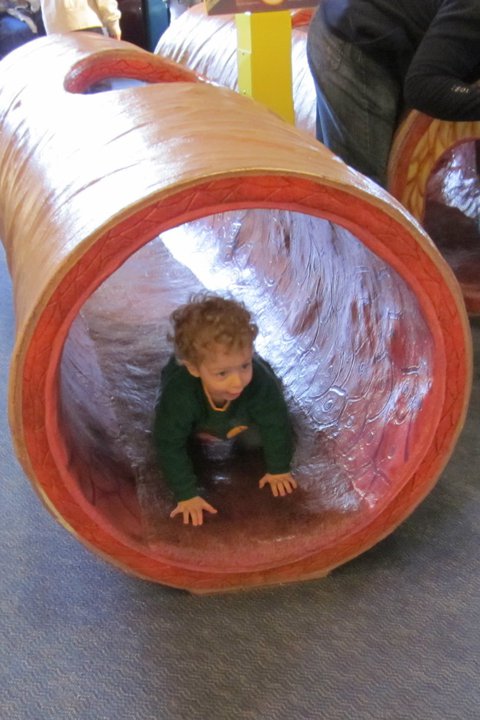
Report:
0,34,472,592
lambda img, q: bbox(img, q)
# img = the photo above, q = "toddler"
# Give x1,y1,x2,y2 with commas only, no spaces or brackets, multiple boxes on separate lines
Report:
153,293,296,526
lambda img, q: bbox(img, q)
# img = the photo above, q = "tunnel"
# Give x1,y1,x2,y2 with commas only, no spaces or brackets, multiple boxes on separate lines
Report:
0,34,471,591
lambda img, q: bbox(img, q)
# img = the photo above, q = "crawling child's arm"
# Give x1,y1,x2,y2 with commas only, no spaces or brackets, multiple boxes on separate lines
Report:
170,496,218,526
259,472,297,497
248,357,296,494
153,359,209,518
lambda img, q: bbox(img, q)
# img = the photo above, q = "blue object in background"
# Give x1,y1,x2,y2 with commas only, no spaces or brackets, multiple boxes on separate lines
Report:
143,0,169,51
0,13,43,60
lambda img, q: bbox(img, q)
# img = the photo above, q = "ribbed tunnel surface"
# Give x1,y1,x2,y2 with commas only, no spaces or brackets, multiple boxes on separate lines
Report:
0,34,471,591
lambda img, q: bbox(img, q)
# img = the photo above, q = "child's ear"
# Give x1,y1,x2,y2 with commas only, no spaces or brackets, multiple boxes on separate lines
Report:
183,361,201,378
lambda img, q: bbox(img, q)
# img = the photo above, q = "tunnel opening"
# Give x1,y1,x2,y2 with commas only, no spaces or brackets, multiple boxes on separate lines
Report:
56,208,438,573
424,140,480,302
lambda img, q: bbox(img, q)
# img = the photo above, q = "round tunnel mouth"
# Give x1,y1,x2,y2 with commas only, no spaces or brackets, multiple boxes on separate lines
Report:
423,140,480,312
387,111,480,316
19,175,452,581
62,39,200,95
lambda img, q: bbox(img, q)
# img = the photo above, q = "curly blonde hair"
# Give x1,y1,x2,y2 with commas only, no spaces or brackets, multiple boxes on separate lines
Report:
170,293,258,365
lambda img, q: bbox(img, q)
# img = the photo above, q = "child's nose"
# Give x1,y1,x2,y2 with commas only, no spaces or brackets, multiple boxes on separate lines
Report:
229,373,243,390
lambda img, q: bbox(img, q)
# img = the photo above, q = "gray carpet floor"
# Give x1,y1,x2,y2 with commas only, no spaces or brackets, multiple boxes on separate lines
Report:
1,244,479,720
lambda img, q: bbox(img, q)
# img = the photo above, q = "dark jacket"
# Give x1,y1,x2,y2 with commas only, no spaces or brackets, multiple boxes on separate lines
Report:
322,0,480,119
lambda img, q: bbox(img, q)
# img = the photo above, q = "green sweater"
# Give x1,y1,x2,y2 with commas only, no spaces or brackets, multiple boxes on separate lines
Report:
153,355,293,501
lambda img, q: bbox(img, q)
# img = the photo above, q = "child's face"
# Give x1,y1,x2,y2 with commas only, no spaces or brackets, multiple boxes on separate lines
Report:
185,343,254,406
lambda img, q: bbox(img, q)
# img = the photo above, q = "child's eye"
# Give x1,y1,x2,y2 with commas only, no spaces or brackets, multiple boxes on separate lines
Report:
241,363,252,370
216,371,228,378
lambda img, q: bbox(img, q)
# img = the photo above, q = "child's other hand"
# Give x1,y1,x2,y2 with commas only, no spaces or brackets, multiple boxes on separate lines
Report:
259,472,297,497
170,496,218,526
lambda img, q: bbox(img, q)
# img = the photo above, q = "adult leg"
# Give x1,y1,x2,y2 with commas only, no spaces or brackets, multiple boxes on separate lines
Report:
306,7,401,187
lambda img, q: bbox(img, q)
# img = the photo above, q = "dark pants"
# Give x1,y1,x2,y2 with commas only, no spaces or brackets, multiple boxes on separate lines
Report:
306,7,402,188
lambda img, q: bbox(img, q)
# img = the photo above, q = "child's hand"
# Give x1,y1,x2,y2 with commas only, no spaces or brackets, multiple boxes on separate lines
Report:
259,472,297,497
170,496,218,526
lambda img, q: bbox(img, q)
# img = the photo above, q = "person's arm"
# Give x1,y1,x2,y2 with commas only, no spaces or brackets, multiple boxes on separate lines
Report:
248,359,296,495
153,381,218,525
105,18,121,40
404,3,480,120
253,371,294,474
94,0,121,38
153,387,200,503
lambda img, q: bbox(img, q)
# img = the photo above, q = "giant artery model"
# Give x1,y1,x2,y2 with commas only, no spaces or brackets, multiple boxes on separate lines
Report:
0,34,471,592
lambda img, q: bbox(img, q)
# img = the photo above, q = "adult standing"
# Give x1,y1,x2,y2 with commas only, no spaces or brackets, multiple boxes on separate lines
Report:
40,0,121,39
306,0,480,187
